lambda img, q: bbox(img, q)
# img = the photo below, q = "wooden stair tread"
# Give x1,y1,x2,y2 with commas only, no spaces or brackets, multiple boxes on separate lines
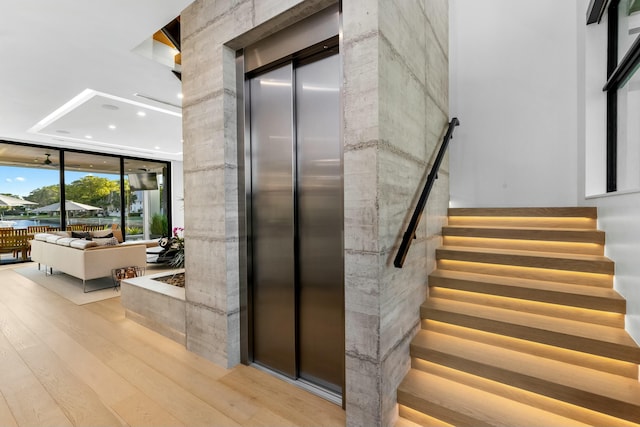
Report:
428,287,624,328
429,269,625,312
421,298,640,363
438,245,611,263
395,416,423,427
398,406,454,427
412,330,640,422
444,225,599,232
449,207,597,218
430,269,621,299
442,225,605,243
437,246,614,274
424,321,640,379
398,369,589,427
422,297,637,347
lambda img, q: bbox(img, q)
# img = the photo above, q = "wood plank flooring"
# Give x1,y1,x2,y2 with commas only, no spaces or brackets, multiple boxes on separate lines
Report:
0,265,345,427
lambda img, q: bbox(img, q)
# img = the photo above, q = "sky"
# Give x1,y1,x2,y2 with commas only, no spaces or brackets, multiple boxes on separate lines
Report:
0,165,116,197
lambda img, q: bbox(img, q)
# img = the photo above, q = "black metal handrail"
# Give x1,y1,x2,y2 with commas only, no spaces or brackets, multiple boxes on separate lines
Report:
394,117,460,268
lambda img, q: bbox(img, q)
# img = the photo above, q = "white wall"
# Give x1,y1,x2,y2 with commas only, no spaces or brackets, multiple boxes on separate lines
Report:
586,194,640,342
583,11,607,197
450,0,640,343
449,0,580,207
582,9,640,342
171,160,184,229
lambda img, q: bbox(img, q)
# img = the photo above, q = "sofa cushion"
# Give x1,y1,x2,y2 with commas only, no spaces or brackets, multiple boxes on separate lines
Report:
55,237,79,247
34,233,54,241
69,239,98,249
54,231,71,237
93,237,119,246
46,235,63,244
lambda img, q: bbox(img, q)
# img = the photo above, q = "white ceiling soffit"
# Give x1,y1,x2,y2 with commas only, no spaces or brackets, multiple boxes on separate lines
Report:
29,89,182,159
0,0,193,162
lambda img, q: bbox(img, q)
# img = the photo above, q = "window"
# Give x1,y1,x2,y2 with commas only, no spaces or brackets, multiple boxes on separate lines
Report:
598,0,640,191
123,159,170,240
64,152,121,230
0,144,60,228
0,141,171,239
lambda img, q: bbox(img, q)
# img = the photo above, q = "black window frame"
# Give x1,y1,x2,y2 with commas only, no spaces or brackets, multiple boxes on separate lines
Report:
589,0,640,192
0,139,173,239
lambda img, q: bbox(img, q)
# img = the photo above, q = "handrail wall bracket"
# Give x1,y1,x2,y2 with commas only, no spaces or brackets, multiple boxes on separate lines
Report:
393,117,460,268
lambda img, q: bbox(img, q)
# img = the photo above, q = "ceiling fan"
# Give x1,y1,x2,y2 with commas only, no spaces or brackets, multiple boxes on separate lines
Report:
43,153,55,166
39,153,103,170
41,153,67,167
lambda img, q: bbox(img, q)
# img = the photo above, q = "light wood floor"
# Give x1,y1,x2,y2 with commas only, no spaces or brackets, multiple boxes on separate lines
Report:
0,264,345,427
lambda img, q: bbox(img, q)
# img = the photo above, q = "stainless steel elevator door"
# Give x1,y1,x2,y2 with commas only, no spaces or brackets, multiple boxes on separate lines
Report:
296,53,343,393
249,52,343,394
250,64,296,378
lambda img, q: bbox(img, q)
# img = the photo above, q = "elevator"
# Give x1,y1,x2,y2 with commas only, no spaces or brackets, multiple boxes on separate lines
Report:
241,5,343,398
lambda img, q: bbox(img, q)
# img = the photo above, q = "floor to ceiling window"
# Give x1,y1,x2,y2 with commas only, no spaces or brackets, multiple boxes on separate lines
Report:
123,158,169,240
63,151,122,230
0,141,171,239
595,0,640,192
0,144,61,228
613,0,640,191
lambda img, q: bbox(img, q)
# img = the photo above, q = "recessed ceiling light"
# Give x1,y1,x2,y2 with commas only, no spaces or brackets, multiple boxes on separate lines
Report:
137,111,146,117
102,104,119,110
177,93,183,99
108,124,116,130
154,146,161,150
56,130,70,134
85,135,93,139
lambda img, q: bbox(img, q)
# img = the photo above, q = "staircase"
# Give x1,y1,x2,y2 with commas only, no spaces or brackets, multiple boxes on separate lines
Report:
396,207,640,427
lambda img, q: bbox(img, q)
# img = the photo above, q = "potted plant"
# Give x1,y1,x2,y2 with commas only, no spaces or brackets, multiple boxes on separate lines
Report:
149,213,168,238
156,227,185,268
170,227,184,268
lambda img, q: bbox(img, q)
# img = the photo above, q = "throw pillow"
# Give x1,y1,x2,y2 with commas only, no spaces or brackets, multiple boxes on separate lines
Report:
93,237,119,246
90,230,114,239
71,231,91,240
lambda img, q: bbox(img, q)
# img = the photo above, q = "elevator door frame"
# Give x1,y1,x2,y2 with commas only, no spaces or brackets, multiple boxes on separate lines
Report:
235,8,344,403
247,46,344,391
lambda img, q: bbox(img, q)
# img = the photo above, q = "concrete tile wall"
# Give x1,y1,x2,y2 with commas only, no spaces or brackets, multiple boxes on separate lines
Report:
343,1,449,425
181,0,338,367
181,0,448,425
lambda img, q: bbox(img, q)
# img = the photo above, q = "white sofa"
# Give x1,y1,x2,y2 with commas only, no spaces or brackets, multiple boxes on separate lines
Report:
30,230,147,292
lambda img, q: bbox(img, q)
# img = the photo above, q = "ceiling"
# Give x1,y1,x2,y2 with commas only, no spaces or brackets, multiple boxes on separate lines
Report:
0,0,194,163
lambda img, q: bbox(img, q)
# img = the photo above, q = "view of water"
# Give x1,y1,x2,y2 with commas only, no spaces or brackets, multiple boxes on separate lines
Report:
10,219,61,228
0,218,124,229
